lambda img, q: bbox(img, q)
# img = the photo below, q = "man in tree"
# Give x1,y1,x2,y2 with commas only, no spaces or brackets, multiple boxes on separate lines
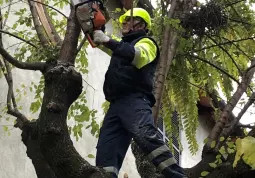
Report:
93,8,186,178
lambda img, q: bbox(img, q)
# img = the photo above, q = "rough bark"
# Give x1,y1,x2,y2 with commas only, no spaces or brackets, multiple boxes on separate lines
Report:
29,8,111,178
21,121,57,178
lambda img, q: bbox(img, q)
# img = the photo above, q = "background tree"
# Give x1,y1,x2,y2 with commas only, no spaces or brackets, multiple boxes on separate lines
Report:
0,0,255,178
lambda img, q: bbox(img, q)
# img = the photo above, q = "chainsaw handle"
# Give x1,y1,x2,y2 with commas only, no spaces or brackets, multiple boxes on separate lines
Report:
86,33,98,48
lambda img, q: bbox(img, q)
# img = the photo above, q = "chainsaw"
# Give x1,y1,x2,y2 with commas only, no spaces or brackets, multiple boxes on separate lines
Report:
72,0,106,48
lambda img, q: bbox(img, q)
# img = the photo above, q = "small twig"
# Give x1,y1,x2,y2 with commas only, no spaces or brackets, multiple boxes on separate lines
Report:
76,36,87,55
27,0,68,19
207,35,242,76
189,54,240,85
222,36,252,59
224,0,246,8
2,0,13,28
179,37,254,56
82,78,96,91
0,30,37,48
1,0,22,9
238,124,255,129
228,17,251,26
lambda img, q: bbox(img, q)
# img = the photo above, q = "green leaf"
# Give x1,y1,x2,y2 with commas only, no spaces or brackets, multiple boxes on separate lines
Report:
211,141,216,148
203,138,209,144
3,125,8,132
216,154,221,159
115,8,121,12
201,171,209,177
87,154,95,158
209,163,217,168
233,136,255,169
220,137,225,142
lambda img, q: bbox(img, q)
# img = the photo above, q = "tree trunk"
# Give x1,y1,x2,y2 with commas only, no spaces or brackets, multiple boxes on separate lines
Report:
21,121,57,178
19,7,111,178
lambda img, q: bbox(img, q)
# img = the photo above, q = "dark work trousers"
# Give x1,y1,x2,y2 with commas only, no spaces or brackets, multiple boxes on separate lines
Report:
96,93,186,178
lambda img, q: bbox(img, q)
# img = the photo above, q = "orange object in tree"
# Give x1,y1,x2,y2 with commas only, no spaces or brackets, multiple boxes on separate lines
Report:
74,0,106,48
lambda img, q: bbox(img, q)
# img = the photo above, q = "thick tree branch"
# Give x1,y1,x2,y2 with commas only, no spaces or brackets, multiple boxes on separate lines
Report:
0,46,46,70
0,29,37,48
0,59,29,129
152,0,178,123
245,63,255,73
58,8,81,64
28,0,50,46
216,92,255,150
206,58,255,151
41,0,63,45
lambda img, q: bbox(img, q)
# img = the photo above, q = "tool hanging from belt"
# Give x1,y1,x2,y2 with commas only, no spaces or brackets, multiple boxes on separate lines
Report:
71,0,106,48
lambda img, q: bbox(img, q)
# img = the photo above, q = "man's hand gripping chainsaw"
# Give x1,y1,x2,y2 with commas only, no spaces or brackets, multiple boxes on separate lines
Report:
72,0,106,48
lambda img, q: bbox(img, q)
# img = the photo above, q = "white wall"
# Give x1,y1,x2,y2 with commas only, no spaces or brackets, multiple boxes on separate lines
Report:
180,115,211,168
0,2,207,178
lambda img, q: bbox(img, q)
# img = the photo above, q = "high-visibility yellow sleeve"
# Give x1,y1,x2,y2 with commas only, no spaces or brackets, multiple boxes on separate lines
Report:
132,38,157,69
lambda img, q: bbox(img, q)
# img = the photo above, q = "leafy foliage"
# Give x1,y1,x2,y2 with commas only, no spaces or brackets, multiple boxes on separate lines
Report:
154,0,255,155
233,136,255,169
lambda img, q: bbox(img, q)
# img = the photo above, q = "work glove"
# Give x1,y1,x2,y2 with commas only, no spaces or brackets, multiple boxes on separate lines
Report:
93,30,110,44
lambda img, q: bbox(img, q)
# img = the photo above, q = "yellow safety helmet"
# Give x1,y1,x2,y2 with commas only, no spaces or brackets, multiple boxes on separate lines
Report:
119,8,151,29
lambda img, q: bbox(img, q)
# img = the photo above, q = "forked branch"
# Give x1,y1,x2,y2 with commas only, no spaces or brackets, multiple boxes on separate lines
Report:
206,58,255,151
